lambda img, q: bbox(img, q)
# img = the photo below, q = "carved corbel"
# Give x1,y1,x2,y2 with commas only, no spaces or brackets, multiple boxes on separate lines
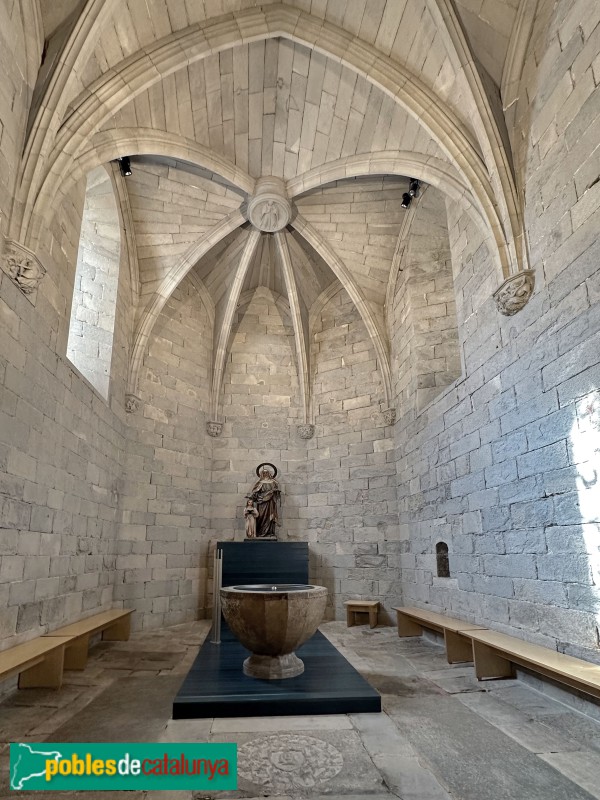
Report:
493,270,535,316
206,421,223,437
2,239,46,302
382,408,396,426
125,393,142,414
297,423,315,439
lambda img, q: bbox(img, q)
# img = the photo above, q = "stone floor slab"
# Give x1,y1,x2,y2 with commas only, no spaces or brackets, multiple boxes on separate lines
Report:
47,675,183,742
457,691,582,753
372,753,453,800
212,714,353,733
364,672,444,697
386,694,597,800
350,711,416,758
540,711,600,752
490,684,572,717
0,683,88,709
421,666,487,694
2,621,600,800
157,718,213,741
539,750,600,799
0,704,54,740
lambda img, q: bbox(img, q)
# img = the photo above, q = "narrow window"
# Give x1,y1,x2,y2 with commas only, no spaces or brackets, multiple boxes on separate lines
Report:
67,166,120,398
436,542,450,578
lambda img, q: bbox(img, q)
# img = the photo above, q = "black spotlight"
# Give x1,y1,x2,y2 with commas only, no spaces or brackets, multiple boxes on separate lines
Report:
409,178,420,197
117,156,132,177
401,193,412,209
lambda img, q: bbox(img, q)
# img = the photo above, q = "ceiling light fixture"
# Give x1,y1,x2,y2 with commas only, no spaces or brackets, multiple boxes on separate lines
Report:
408,178,420,197
117,156,132,177
401,193,412,209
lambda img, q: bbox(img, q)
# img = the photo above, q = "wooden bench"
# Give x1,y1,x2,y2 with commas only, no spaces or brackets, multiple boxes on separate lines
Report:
345,600,379,628
469,629,600,700
393,606,487,663
0,636,73,689
44,609,132,670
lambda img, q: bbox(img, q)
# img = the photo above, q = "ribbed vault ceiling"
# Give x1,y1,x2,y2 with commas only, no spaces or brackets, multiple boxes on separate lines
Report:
127,155,408,318
123,151,413,421
22,0,530,426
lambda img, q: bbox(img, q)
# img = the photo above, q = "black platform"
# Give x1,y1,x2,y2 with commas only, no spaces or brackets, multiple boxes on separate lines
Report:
172,541,380,718
172,625,381,719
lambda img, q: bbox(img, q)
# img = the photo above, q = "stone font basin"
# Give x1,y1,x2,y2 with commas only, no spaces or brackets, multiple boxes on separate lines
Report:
220,584,327,679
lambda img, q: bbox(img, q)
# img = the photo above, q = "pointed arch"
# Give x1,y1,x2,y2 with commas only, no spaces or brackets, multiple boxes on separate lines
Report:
56,128,255,208
111,165,140,316
11,0,120,242
288,151,503,294
424,0,524,272
502,0,540,118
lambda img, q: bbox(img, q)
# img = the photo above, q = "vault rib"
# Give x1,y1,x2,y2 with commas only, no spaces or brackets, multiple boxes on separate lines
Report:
275,231,311,426
210,228,262,422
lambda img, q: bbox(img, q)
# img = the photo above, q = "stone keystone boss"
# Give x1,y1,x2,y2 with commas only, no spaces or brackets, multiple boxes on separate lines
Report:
246,463,281,538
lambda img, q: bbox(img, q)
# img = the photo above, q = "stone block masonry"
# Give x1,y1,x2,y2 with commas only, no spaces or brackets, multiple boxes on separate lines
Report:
118,277,213,630
309,289,401,620
0,181,128,644
396,0,600,659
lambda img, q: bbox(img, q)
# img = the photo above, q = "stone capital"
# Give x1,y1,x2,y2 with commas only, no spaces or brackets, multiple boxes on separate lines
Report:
2,238,46,302
206,421,223,437
493,270,535,316
297,423,315,439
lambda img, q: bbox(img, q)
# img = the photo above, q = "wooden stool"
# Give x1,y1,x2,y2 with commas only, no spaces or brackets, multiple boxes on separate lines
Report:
344,600,379,628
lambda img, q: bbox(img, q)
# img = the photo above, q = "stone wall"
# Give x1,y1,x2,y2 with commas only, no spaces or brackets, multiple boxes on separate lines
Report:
0,183,128,648
309,289,400,621
396,0,600,659
116,276,212,630
389,188,460,413
210,285,305,545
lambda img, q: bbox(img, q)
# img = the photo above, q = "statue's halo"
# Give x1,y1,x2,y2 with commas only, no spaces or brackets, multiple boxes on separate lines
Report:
256,462,277,478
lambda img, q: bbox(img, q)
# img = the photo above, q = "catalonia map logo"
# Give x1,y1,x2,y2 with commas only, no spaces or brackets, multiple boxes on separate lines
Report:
10,742,237,791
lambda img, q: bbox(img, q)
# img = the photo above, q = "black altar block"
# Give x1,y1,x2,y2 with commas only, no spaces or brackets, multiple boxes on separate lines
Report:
218,540,309,586
171,540,381,718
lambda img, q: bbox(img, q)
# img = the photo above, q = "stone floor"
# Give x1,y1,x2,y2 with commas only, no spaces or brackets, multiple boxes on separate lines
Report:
1,621,600,799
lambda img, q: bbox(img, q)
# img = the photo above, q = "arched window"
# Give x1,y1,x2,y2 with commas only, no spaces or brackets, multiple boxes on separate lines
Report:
67,166,121,399
436,542,450,578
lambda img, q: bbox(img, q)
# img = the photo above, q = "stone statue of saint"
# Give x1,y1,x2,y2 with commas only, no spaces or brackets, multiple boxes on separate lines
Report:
244,498,259,539
248,463,281,538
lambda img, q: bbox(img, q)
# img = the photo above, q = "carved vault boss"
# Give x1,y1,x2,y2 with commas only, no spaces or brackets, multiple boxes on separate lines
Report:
245,463,281,539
